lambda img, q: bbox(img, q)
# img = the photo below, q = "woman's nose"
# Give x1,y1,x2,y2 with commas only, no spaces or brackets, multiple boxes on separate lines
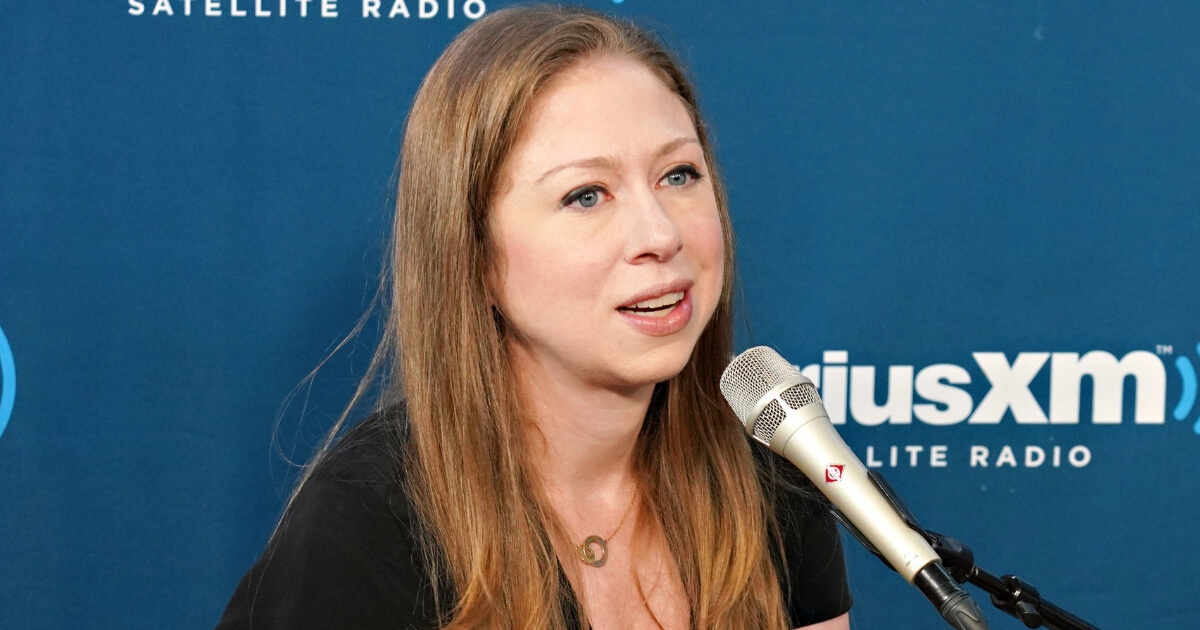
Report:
624,187,684,264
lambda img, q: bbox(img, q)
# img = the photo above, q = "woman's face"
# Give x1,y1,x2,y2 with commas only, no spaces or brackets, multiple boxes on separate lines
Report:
489,55,725,394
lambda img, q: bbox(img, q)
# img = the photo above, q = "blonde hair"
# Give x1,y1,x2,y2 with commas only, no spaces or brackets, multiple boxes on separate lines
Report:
326,6,789,628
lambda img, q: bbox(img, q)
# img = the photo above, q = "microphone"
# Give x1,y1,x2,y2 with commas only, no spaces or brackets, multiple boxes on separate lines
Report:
720,346,989,630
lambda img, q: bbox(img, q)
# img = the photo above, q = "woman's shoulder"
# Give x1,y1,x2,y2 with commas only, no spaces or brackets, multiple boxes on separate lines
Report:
278,406,414,533
216,405,440,630
310,406,408,491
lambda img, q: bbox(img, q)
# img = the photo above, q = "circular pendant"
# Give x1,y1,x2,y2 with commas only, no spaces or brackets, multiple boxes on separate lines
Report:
577,535,609,568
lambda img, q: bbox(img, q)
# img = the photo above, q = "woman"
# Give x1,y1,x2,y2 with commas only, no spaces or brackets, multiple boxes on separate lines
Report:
217,6,852,629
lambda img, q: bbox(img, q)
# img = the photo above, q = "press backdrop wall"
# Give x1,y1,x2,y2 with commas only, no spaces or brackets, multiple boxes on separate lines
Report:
3,1,1197,628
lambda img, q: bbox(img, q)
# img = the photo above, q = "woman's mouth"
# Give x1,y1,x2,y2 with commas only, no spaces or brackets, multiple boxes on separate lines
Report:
616,290,694,336
617,291,686,318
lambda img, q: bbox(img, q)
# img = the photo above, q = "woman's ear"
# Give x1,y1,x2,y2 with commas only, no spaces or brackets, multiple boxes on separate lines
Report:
483,265,500,308
479,263,506,336
490,303,507,337
483,234,507,309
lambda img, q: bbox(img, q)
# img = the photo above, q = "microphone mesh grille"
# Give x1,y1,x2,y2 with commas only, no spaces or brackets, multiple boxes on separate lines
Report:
719,346,804,426
781,383,819,410
755,400,787,442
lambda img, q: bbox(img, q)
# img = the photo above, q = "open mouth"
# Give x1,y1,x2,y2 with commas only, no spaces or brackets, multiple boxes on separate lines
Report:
618,291,686,316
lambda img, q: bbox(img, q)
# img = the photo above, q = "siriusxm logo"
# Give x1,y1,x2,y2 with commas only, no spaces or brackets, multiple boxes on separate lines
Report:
0,324,14,440
1170,343,1199,428
798,345,1200,433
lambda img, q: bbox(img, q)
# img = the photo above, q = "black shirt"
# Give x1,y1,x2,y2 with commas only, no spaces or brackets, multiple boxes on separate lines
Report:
216,411,852,629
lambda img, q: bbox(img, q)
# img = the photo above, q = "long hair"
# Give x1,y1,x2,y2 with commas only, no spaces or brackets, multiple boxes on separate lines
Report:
359,6,787,628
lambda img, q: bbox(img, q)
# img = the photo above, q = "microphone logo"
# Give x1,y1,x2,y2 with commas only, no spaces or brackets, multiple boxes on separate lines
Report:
825,463,845,483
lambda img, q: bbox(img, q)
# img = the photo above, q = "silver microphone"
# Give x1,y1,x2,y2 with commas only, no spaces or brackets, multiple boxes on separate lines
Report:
721,346,989,630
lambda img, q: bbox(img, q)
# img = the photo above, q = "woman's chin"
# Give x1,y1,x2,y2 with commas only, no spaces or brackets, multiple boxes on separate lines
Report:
603,348,695,391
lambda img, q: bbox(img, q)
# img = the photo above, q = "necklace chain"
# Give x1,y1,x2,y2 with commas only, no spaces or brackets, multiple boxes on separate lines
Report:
606,488,639,539
576,488,638,568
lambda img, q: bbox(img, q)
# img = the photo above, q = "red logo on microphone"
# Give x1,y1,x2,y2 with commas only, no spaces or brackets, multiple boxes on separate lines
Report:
825,464,845,483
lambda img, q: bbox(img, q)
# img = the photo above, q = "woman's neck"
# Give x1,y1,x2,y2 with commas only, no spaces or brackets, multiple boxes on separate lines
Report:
512,356,653,504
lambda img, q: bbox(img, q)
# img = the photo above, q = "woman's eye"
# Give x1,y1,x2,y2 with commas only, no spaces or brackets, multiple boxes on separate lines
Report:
562,185,606,209
661,165,702,187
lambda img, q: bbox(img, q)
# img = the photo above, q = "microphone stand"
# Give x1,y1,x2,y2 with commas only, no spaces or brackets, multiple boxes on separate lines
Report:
834,472,1101,630
923,530,1100,630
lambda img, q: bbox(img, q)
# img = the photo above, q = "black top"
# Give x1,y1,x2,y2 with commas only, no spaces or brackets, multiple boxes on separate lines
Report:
216,410,852,629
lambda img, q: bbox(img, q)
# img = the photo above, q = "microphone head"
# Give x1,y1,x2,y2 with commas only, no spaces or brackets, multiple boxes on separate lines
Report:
720,346,821,443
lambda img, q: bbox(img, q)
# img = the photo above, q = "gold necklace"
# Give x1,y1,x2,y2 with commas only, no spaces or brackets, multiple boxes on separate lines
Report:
576,489,638,568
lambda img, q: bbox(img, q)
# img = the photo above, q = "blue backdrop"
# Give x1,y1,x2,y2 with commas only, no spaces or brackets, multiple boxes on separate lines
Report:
2,1,1197,628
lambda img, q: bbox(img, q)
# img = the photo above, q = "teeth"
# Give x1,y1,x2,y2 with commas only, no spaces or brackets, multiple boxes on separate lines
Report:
631,291,684,310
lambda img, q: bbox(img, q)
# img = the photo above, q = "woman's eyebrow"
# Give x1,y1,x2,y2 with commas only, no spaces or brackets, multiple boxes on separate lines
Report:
536,136,701,183
537,155,619,183
653,136,701,160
